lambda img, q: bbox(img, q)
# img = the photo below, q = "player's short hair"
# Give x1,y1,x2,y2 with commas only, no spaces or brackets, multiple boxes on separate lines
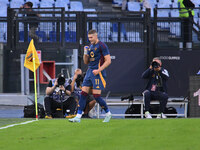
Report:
88,29,97,35
24,2,33,8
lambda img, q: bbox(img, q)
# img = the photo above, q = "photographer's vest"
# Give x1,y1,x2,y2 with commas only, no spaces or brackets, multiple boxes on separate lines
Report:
50,79,70,103
178,0,194,18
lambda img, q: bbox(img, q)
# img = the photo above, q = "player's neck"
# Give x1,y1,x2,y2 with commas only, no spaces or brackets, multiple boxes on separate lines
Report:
94,39,99,45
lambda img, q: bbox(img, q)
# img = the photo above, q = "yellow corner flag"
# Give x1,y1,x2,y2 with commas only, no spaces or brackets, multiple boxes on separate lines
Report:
24,39,40,72
24,39,40,120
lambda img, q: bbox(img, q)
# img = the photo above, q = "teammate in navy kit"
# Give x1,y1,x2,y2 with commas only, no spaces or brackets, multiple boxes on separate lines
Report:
69,29,112,122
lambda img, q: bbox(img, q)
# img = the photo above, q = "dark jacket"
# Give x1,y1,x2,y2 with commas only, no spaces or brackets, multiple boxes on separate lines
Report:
142,67,169,93
27,13,39,28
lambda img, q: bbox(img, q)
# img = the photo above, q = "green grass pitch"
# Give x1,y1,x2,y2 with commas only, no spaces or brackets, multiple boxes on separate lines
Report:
0,118,200,150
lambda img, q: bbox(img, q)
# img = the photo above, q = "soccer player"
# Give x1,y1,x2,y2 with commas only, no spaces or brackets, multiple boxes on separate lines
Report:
69,29,112,123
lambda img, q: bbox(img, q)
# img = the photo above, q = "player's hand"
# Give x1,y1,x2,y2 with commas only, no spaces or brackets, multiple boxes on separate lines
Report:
84,46,89,55
92,69,100,76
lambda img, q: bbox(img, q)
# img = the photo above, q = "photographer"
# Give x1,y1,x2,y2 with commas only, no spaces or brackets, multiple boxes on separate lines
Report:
44,73,76,119
142,57,169,119
70,69,96,118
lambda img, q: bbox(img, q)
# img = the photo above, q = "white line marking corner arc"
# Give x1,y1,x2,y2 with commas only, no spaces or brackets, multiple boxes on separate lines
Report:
0,120,37,130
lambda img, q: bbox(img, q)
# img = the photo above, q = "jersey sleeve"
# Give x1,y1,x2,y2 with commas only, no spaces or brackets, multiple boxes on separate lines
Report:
87,48,90,55
87,45,92,55
100,43,110,56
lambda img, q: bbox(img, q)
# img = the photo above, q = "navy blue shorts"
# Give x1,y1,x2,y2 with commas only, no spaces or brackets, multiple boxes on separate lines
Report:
82,68,106,90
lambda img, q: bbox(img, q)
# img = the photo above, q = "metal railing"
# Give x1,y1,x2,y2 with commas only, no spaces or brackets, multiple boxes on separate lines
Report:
7,8,66,49
83,11,148,43
6,8,150,48
154,7,200,50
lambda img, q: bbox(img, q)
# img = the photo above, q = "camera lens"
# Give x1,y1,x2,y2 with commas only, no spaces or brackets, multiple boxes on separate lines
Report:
58,77,65,85
151,61,160,68
57,73,66,86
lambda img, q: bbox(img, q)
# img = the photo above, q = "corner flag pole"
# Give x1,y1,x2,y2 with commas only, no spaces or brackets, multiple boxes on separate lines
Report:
33,51,39,120
24,39,40,121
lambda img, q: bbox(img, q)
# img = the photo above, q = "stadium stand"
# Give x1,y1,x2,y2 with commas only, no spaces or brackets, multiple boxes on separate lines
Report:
65,31,76,42
112,0,122,8
49,31,76,42
0,1,8,17
19,31,29,42
0,0,200,44
69,1,83,11
39,0,55,8
172,0,178,8
0,24,7,42
10,0,24,8
49,31,58,42
83,8,97,17
55,0,70,9
1,0,200,17
1,0,199,43
19,31,47,42
127,2,142,11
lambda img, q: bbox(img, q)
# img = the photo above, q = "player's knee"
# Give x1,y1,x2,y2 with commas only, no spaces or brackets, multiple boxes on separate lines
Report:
93,94,101,98
81,91,88,97
93,94,102,103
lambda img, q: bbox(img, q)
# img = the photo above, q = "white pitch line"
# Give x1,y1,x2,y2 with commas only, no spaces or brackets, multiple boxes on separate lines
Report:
0,120,37,130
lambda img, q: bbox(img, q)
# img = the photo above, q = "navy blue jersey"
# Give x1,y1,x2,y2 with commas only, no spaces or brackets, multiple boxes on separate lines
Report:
87,41,110,70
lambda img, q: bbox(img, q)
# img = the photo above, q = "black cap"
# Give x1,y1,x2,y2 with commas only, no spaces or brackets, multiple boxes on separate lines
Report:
57,73,66,85
57,73,65,79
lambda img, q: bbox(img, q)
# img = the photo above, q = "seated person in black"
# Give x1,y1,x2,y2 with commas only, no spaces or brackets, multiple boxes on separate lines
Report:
142,57,169,119
44,73,76,118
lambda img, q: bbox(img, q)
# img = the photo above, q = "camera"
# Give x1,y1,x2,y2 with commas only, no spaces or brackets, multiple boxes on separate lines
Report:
57,73,65,86
151,61,160,69
121,94,134,101
75,73,85,87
